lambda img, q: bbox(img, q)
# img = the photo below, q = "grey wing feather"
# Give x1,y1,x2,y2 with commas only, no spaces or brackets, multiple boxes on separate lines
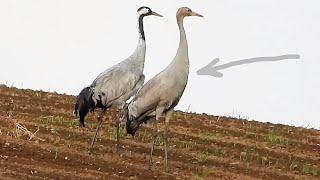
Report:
128,75,162,118
123,74,145,102
91,60,144,108
91,62,122,86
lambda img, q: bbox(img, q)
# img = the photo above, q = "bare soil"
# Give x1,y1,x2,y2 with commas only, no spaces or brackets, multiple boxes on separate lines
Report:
0,86,319,179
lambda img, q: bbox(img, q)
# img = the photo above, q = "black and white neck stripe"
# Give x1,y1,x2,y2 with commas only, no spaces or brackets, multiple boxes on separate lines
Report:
138,14,146,41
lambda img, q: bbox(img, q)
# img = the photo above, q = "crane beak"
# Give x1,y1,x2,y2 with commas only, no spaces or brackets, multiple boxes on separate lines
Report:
151,11,163,17
191,11,204,17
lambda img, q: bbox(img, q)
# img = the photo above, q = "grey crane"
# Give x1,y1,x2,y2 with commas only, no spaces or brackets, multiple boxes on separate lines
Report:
74,6,163,153
125,7,203,171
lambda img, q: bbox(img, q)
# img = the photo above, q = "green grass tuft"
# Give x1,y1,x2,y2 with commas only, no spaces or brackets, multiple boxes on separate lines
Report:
264,131,289,146
302,164,319,176
192,170,211,180
39,116,80,127
199,132,215,141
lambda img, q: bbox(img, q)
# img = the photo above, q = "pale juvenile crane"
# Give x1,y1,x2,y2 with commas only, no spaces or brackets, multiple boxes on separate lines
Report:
74,6,163,153
125,7,203,171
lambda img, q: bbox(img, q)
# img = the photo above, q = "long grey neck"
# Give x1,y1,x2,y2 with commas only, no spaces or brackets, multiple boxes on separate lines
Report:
128,15,147,72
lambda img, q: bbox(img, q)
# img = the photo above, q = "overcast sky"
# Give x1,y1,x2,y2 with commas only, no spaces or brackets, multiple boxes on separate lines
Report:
1,0,319,129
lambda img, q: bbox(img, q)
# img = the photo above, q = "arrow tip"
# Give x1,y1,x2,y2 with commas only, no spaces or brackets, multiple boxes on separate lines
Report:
197,58,223,77
197,69,224,77
211,71,224,78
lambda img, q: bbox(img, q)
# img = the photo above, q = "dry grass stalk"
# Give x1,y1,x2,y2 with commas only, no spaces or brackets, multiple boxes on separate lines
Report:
14,121,45,141
184,104,191,119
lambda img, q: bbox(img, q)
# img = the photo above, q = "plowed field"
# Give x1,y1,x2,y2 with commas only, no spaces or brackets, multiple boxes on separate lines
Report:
0,86,319,179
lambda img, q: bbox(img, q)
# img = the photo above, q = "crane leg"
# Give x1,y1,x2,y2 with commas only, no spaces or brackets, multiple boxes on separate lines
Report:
163,109,173,172
89,109,105,152
149,107,164,170
149,119,158,170
115,111,121,154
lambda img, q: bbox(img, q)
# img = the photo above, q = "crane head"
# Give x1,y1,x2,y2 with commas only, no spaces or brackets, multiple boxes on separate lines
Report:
125,112,139,136
137,6,163,18
177,7,204,18
126,120,139,136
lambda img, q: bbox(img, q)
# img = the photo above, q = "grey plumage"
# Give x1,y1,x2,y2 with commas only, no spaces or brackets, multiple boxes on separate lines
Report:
91,40,146,111
125,7,203,171
74,6,162,152
126,7,201,135
75,31,146,129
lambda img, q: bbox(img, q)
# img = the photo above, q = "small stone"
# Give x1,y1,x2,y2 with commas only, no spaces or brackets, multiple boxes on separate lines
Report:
230,161,240,165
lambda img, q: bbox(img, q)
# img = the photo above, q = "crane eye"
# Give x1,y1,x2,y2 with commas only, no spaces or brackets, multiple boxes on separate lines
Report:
187,9,192,12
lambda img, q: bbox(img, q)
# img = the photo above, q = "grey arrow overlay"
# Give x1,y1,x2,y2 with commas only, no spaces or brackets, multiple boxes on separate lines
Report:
197,54,300,78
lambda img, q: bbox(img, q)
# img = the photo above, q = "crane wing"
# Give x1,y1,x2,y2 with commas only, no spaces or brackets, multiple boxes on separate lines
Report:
91,62,144,108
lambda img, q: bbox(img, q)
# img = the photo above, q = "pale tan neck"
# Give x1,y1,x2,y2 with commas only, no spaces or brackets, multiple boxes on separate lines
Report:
175,16,189,66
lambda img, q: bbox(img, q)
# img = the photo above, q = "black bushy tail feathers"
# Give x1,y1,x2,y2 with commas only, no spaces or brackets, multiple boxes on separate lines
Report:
74,87,96,127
